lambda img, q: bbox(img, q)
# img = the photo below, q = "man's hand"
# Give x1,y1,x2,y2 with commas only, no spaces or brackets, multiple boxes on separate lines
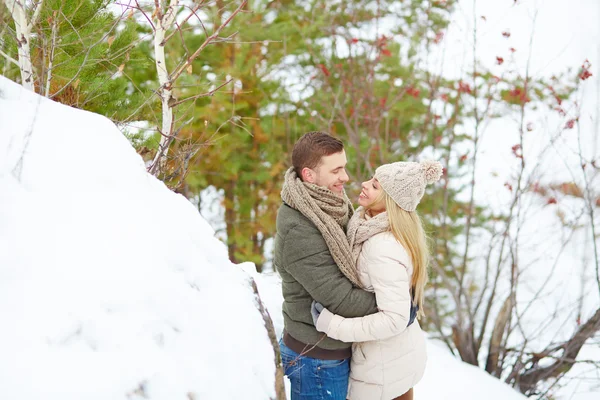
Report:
311,300,324,326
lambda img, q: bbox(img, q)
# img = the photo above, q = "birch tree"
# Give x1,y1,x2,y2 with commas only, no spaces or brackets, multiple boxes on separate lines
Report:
141,0,248,176
3,0,43,90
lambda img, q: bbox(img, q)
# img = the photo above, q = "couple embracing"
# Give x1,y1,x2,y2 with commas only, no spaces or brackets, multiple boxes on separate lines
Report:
274,131,442,400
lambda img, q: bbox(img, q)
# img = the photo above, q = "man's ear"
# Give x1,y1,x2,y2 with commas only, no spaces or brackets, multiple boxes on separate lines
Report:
301,167,315,183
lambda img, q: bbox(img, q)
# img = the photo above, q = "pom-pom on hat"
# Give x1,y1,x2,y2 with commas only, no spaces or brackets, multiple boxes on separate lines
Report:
374,160,443,212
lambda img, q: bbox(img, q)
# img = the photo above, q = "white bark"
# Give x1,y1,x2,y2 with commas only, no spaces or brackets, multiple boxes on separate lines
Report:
3,0,43,92
149,0,179,175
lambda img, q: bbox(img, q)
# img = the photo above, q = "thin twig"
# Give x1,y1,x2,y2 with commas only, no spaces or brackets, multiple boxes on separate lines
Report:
169,78,233,107
0,48,18,66
168,0,248,84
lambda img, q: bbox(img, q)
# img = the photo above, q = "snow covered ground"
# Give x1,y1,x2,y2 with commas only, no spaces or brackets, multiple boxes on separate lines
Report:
0,76,275,400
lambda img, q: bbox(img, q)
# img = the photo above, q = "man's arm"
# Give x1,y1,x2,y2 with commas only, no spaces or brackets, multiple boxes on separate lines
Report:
283,221,377,318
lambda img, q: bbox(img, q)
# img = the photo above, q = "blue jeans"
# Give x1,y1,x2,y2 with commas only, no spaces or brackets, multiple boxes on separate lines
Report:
279,338,350,400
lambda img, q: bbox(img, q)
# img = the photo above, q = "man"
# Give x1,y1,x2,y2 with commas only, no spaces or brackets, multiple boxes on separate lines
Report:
274,131,378,399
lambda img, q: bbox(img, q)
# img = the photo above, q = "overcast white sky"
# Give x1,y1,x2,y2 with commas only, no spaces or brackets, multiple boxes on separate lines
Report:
443,0,598,78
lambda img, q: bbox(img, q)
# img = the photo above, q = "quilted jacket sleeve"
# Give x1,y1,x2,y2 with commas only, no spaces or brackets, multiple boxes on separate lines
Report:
315,233,412,342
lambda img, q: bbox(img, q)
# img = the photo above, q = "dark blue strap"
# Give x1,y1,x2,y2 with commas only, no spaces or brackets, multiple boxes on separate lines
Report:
407,288,419,327
407,302,419,327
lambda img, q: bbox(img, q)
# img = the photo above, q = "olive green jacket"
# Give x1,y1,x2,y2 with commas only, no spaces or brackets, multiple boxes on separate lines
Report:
274,203,378,350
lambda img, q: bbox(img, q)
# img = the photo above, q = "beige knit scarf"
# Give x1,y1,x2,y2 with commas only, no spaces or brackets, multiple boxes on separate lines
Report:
281,167,363,288
347,206,390,265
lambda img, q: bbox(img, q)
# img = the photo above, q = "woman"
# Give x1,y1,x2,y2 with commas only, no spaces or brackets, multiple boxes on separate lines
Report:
311,160,442,400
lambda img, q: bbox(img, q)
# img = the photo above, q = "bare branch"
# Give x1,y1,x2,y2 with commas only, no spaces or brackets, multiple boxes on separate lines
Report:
44,15,58,97
517,308,600,394
28,0,44,30
576,105,600,296
0,48,19,66
169,78,233,107
161,2,203,44
168,0,248,84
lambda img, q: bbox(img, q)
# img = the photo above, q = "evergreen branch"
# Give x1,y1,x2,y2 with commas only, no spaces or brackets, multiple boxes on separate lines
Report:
86,33,153,67
121,88,161,125
49,9,124,99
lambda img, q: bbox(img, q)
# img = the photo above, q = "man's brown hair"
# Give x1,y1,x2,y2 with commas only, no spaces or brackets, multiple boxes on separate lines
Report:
292,131,344,179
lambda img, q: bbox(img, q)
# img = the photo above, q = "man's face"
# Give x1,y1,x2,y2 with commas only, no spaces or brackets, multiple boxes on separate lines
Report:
303,150,349,196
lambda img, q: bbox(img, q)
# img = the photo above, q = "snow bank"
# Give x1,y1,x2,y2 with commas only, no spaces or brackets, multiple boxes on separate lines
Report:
0,76,275,400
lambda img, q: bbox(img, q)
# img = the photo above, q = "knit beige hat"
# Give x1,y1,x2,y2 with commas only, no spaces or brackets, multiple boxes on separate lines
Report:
374,160,443,212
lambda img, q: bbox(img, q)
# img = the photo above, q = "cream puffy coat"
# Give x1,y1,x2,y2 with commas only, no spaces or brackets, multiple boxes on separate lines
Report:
316,231,427,400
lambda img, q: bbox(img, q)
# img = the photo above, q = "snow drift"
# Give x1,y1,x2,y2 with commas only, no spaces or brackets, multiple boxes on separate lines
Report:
0,76,275,400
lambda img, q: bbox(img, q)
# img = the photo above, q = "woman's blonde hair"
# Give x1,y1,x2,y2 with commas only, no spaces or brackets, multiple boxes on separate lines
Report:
366,191,429,319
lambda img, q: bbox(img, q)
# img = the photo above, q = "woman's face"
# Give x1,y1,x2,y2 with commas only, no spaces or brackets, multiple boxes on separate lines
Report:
358,177,386,214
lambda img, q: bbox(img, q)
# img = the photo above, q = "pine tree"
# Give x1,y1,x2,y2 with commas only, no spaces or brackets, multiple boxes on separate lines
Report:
1,0,153,121
177,0,305,270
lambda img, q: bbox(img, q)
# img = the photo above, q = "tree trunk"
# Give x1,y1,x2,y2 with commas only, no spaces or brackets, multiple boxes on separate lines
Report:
517,307,600,395
252,232,264,273
250,278,286,400
149,0,179,175
224,181,239,263
252,200,265,272
4,0,39,91
485,295,512,376
452,323,479,366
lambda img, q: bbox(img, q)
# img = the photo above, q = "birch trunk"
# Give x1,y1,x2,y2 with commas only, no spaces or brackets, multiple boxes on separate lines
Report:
149,0,178,176
3,0,42,91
